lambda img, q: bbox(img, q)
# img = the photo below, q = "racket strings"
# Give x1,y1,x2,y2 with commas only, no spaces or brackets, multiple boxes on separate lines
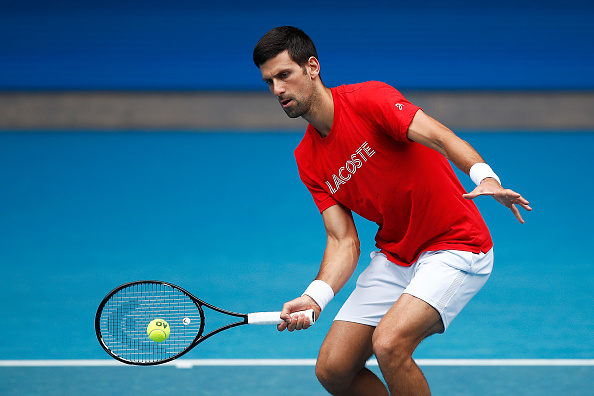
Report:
99,282,202,363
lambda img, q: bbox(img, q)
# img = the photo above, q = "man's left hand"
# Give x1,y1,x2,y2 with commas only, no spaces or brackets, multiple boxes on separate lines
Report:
463,178,532,223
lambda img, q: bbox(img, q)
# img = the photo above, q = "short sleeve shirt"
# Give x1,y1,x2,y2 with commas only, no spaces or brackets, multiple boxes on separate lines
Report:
294,81,492,266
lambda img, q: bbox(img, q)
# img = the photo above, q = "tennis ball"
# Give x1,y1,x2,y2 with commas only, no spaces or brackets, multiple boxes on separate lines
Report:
147,319,170,342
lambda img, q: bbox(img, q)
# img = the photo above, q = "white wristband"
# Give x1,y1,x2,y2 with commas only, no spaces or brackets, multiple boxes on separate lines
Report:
302,280,334,312
469,163,501,186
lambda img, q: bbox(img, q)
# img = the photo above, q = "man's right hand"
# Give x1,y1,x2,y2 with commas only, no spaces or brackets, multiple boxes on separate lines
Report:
278,295,320,332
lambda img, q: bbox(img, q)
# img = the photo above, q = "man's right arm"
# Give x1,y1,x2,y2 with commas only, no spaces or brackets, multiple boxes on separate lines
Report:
278,203,361,331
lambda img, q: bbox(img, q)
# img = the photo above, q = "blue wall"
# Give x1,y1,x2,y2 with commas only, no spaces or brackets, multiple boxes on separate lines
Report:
1,0,593,90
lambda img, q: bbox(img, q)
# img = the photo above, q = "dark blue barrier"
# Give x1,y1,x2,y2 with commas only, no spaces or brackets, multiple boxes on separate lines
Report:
1,0,592,90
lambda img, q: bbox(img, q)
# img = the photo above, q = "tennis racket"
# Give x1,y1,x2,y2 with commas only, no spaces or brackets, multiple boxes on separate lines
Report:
95,280,315,365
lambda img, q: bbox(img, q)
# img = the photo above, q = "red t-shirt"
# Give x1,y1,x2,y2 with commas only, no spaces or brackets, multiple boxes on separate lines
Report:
295,81,492,266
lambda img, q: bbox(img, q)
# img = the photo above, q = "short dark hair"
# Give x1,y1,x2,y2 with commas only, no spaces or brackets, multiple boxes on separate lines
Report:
253,26,318,68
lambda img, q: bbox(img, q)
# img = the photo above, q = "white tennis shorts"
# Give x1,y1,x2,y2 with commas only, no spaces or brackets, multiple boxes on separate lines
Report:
335,249,494,332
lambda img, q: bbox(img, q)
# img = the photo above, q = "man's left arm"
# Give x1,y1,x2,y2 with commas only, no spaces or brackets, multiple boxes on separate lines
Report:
407,110,532,223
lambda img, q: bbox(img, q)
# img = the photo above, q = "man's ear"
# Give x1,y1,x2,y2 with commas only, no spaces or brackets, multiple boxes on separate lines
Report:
306,56,321,79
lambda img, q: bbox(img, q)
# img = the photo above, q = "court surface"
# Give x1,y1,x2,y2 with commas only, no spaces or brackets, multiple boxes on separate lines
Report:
1,131,592,395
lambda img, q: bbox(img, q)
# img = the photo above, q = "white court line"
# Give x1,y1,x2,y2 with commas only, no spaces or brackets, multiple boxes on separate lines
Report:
1,359,593,369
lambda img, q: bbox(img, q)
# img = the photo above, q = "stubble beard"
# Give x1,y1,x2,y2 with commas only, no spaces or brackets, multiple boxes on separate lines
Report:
280,94,308,118
282,86,317,119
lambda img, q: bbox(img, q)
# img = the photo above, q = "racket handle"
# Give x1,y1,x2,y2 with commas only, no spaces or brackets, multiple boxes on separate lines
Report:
247,309,316,325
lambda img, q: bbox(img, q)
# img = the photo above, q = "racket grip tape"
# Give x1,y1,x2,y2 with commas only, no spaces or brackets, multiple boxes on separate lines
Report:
247,309,315,325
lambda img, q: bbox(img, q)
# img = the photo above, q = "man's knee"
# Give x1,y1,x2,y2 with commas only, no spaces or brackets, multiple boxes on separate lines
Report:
372,319,438,365
315,354,354,392
373,295,444,364
372,325,413,365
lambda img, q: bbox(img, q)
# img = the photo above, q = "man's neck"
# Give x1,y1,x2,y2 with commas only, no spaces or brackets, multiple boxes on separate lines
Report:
303,86,334,138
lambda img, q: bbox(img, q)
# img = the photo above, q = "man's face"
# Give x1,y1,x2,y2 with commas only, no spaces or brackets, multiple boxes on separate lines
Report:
259,50,315,119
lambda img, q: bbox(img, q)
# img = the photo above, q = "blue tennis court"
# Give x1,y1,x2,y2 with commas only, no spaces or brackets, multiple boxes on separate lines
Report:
1,131,592,395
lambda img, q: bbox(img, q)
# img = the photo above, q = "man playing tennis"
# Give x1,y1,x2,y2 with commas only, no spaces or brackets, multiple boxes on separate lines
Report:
253,26,531,395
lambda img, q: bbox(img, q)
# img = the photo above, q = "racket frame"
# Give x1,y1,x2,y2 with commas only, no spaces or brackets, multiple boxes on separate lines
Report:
95,280,251,366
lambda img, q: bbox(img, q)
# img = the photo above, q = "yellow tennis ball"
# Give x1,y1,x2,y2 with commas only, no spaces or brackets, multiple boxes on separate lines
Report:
147,319,170,342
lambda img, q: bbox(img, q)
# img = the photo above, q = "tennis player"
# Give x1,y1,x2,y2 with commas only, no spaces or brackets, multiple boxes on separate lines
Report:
253,26,531,395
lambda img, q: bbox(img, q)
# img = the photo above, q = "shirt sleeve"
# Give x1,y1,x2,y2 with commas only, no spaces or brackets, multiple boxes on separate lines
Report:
296,157,338,213
357,81,422,142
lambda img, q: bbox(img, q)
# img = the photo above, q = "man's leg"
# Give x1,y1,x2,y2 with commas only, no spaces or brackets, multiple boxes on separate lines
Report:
373,293,444,396
316,321,389,396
